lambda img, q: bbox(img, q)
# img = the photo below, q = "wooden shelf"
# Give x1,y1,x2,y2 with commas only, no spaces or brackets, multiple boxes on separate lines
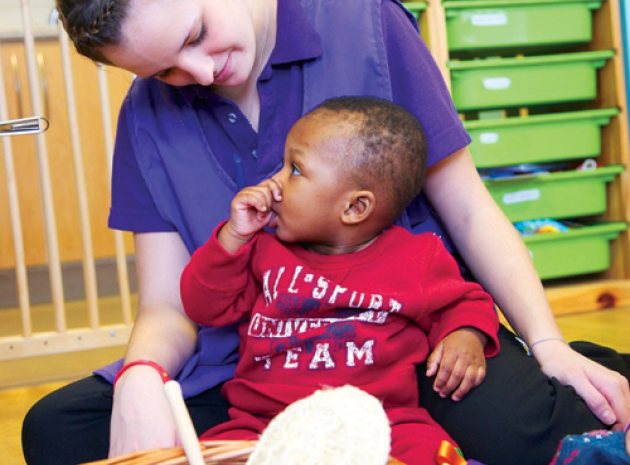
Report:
415,0,630,315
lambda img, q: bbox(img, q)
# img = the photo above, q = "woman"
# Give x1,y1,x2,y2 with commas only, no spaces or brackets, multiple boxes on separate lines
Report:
22,0,630,464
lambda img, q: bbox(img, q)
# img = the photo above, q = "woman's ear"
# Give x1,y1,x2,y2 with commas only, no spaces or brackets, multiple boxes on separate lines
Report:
341,190,375,225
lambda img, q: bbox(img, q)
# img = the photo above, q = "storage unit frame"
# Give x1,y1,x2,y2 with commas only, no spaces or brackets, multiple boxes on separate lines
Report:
417,0,630,315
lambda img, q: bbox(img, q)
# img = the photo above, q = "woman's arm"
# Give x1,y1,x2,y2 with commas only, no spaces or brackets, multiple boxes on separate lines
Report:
424,147,630,428
109,231,198,457
425,148,556,342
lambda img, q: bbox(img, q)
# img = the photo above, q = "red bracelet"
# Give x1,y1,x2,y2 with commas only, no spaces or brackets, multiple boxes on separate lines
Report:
113,360,171,387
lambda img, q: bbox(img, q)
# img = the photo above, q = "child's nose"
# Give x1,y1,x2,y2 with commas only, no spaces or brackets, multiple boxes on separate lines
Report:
273,167,288,183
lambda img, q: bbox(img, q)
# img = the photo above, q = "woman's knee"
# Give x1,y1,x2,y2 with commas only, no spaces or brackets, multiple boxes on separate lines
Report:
22,377,112,465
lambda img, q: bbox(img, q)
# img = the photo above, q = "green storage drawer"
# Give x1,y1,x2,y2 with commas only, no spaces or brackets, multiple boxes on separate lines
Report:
449,50,613,110
484,165,623,222
444,0,602,52
523,222,627,279
465,108,618,168
404,2,427,20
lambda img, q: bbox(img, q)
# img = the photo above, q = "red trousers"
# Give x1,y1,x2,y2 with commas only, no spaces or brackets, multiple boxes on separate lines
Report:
201,406,457,465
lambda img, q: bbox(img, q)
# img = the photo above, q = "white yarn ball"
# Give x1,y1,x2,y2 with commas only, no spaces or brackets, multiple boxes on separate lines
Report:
247,385,391,465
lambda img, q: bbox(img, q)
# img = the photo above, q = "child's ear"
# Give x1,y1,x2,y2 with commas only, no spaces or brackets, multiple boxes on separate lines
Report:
341,190,375,225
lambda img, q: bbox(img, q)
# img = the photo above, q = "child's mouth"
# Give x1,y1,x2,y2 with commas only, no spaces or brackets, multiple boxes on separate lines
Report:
267,211,278,229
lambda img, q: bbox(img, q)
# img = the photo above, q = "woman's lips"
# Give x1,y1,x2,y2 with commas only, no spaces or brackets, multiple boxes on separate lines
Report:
213,53,232,83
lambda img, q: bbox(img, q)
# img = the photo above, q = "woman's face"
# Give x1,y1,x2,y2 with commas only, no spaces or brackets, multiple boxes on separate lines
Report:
103,0,257,87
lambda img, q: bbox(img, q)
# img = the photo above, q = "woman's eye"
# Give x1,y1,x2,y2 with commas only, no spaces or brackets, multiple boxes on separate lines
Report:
189,24,207,46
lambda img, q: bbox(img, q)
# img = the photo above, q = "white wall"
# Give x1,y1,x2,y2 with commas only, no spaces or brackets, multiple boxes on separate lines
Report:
0,0,56,36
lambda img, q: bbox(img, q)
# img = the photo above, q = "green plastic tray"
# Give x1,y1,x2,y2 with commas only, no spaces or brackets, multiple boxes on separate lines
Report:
465,108,618,168
444,0,602,52
523,221,627,279
484,165,623,222
404,2,428,20
448,50,613,110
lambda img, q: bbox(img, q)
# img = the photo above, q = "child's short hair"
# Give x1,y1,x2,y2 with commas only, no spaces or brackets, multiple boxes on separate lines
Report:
307,96,427,224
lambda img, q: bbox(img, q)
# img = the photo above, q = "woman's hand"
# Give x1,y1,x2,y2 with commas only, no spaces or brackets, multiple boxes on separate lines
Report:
426,327,488,401
109,366,179,457
532,339,630,429
108,232,198,457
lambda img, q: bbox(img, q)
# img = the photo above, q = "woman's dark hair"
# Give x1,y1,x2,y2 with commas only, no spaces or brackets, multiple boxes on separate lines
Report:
56,0,130,64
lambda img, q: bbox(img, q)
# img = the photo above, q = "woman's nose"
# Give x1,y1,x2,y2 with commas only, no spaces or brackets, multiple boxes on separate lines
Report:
176,53,215,86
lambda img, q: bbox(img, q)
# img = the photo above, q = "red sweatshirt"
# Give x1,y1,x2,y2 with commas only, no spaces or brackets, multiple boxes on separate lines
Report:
181,225,499,418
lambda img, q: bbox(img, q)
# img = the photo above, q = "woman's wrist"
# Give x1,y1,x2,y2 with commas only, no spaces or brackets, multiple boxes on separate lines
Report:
523,336,567,357
114,359,171,387
529,337,566,350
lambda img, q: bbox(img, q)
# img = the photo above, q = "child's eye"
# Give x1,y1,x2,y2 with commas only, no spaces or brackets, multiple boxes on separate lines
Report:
290,163,302,176
189,23,207,47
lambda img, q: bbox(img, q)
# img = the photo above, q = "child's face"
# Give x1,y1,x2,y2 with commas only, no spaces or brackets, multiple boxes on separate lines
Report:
271,116,353,248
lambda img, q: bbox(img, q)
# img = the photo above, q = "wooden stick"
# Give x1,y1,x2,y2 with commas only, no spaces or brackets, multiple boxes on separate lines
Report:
57,22,100,328
163,381,205,465
0,50,32,336
20,0,67,331
96,64,133,325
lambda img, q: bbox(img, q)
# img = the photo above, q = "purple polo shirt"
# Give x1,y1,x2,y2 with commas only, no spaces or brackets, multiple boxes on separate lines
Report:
109,0,469,238
104,0,470,395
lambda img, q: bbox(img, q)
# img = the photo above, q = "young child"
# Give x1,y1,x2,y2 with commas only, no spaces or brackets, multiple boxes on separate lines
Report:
180,96,500,465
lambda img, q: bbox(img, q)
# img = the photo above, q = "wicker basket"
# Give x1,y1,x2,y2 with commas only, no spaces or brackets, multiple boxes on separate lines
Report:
83,440,407,465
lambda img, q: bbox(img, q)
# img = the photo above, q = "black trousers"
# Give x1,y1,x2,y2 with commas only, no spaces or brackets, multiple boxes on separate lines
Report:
418,325,630,465
22,325,630,465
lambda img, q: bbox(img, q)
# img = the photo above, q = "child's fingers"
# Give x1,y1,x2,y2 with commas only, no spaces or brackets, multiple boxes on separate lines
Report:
450,365,486,402
236,187,273,213
434,358,468,397
432,352,459,397
255,177,282,203
425,343,444,377
265,177,283,201
434,353,487,398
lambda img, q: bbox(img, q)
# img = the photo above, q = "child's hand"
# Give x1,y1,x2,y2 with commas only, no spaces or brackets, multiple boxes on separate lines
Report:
219,178,282,252
426,327,488,402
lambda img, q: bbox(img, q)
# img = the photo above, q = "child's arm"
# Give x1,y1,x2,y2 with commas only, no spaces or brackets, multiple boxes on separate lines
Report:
425,327,488,402
180,178,282,326
219,177,282,253
416,234,500,402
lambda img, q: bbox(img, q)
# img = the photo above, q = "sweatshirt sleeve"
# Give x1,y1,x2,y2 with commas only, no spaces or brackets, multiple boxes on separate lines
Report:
418,235,500,357
180,222,259,327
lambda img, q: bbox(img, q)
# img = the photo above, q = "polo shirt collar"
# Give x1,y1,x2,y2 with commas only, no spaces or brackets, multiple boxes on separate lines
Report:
271,0,322,65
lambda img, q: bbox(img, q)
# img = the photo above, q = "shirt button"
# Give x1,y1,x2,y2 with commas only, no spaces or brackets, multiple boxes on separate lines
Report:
251,149,258,159
227,112,237,123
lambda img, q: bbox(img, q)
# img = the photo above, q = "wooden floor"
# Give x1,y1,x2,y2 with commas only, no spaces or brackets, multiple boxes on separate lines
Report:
2,307,630,465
